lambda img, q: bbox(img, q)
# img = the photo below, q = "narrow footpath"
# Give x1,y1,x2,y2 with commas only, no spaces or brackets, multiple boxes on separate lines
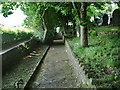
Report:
27,44,80,88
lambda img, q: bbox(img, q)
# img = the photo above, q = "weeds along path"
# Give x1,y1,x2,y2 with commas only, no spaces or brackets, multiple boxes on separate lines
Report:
25,44,81,88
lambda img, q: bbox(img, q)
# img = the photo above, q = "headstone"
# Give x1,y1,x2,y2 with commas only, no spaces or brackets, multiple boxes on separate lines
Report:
95,12,103,26
110,18,112,25
102,14,108,26
111,9,120,26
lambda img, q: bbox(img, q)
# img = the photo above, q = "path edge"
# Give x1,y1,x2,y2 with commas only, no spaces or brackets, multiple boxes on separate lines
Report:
23,45,50,89
65,40,96,88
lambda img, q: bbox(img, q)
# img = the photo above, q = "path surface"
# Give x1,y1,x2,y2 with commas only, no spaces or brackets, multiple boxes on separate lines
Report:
27,44,80,88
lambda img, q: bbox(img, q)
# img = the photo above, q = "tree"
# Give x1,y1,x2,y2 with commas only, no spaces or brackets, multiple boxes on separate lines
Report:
72,2,88,47
0,2,19,17
80,2,88,47
72,2,107,47
0,2,110,47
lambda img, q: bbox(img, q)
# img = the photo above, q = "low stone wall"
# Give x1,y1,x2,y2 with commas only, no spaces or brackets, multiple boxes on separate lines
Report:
65,40,96,88
2,38,41,75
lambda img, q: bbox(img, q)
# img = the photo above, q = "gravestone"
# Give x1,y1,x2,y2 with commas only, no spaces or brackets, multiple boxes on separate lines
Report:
110,18,112,25
102,14,108,26
111,9,120,26
98,12,103,26
95,17,103,26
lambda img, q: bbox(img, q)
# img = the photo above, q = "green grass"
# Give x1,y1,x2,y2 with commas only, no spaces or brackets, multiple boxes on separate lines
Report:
94,26,119,31
68,27,120,88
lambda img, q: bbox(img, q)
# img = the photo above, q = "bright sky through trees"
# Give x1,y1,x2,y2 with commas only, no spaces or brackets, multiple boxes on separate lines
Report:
0,2,118,27
0,6,26,27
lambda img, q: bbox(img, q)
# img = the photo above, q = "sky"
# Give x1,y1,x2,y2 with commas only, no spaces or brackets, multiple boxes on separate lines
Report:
0,6,26,27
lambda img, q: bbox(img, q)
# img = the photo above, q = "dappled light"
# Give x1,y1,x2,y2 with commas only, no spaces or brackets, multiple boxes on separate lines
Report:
1,2,120,89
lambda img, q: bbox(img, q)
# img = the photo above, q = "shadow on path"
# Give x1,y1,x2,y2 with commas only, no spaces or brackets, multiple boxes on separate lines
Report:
26,43,80,88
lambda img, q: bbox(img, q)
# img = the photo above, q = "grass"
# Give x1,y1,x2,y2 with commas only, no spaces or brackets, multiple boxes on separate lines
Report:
94,26,119,31
68,26,120,88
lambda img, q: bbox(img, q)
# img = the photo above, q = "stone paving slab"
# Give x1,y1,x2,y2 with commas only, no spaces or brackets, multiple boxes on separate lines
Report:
27,45,81,88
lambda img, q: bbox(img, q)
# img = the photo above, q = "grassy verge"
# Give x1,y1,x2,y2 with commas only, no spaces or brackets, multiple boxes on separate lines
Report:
68,27,120,88
94,26,119,31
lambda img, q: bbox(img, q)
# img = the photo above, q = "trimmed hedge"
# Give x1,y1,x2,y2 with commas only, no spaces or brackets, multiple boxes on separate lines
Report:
0,26,33,50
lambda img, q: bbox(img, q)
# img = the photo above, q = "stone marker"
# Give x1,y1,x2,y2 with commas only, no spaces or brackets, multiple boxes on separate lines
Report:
111,9,120,26
95,17,103,26
102,14,108,26
110,18,112,25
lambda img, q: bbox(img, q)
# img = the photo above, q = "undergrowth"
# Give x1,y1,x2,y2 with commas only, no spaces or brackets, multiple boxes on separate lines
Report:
68,27,120,88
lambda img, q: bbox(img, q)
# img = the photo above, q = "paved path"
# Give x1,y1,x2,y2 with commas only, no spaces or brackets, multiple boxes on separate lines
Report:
28,45,80,88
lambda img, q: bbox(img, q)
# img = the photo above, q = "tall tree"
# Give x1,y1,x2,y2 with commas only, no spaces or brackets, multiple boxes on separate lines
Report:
1,2,109,47
80,2,88,47
72,2,88,47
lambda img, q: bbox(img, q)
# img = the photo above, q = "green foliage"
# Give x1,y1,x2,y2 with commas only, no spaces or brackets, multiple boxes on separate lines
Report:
44,7,59,29
21,2,42,29
33,29,44,41
0,26,33,34
0,26,33,46
21,2,72,29
87,5,98,18
94,26,119,31
21,2,71,42
44,29,56,44
22,44,30,50
91,2,106,10
117,2,120,9
88,30,97,37
68,27,120,88
0,2,110,30
0,2,20,17
64,28,76,38
1,2,116,44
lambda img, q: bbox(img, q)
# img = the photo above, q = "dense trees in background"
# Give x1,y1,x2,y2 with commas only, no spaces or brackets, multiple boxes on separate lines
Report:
0,2,119,46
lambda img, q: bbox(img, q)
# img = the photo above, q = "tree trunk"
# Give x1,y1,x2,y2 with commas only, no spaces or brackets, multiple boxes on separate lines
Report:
73,19,77,36
80,2,88,47
76,25,80,37
58,13,68,35
80,26,88,46
72,2,88,46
